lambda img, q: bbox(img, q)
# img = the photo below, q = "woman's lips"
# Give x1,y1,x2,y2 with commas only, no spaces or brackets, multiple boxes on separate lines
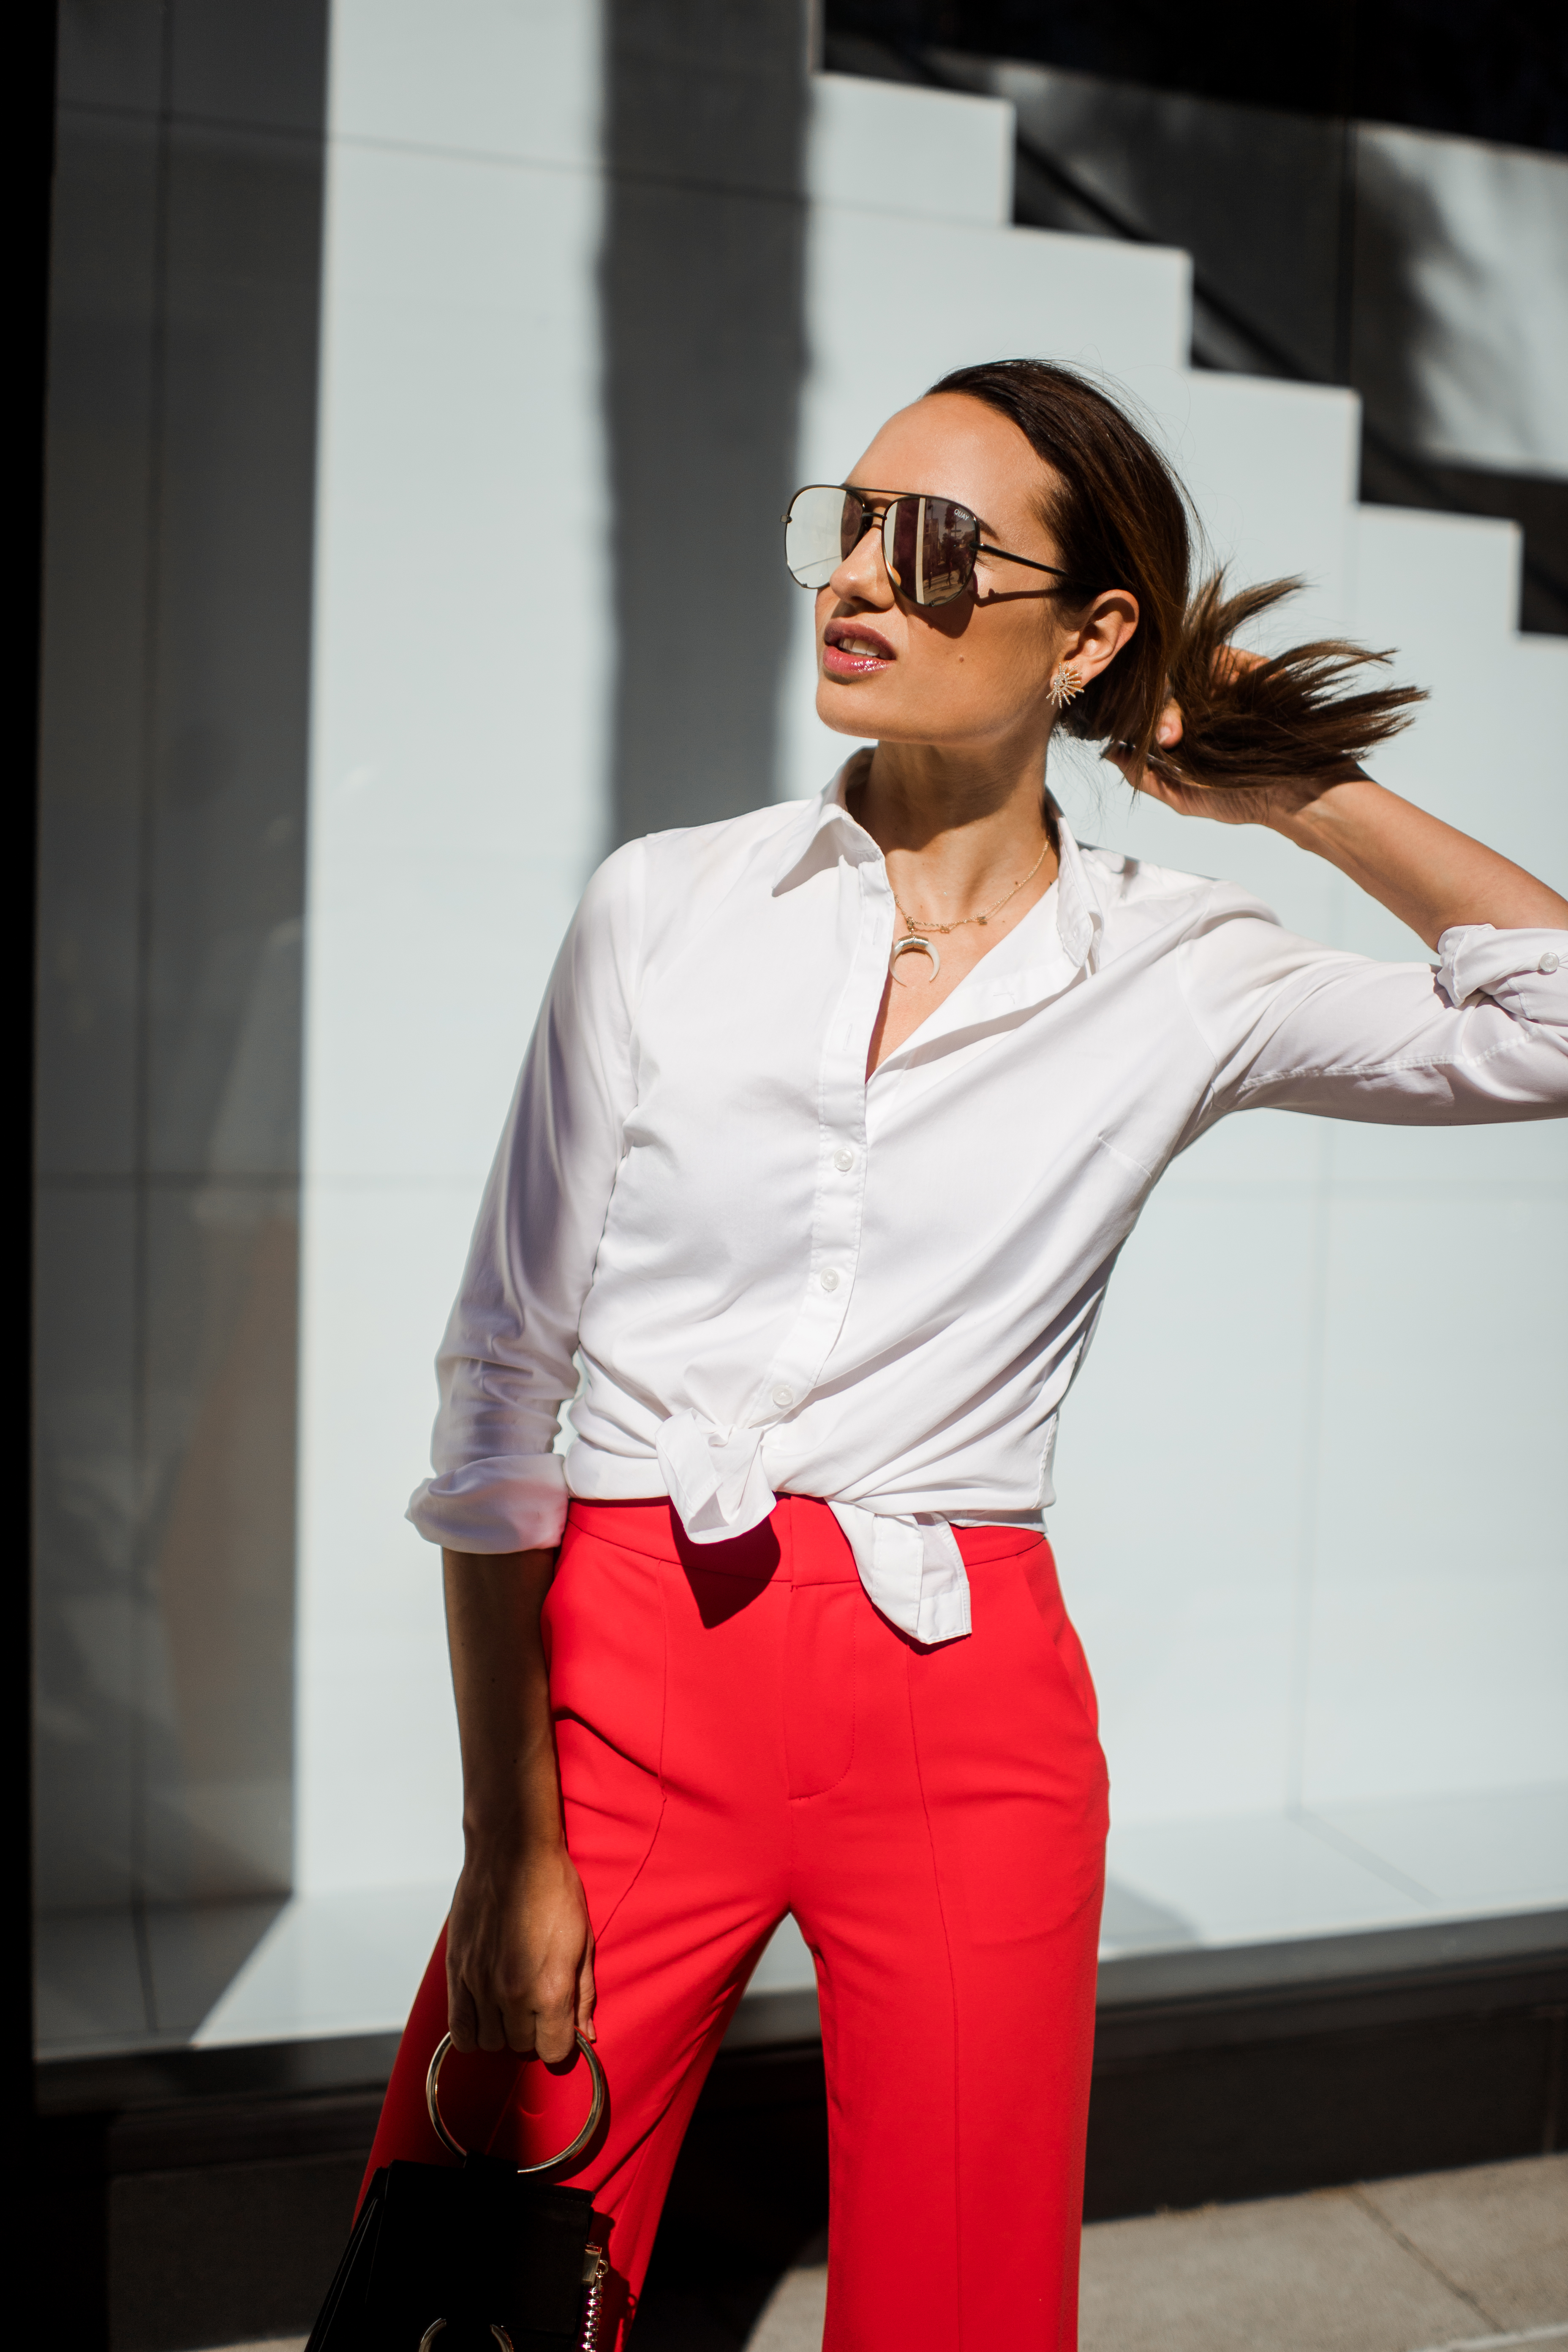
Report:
822,621,895,679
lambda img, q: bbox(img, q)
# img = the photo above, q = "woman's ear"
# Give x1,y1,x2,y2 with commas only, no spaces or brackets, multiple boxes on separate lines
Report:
1063,588,1139,684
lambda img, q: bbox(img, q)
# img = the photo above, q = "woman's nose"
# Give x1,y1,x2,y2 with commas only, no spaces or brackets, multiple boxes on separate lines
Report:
830,514,896,607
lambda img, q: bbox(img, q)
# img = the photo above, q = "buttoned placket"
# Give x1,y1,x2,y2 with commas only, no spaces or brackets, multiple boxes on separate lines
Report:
648,792,1108,1632
753,842,894,1468
755,815,1101,1454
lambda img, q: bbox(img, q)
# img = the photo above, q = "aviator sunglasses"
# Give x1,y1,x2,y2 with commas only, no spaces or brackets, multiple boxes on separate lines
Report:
783,482,1078,608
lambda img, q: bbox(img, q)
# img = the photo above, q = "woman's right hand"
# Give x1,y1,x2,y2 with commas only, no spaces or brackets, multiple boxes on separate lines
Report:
446,1835,596,2061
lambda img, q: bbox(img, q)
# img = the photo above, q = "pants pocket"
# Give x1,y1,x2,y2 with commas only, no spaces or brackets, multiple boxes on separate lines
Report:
544,1525,668,1940
909,1546,1109,1946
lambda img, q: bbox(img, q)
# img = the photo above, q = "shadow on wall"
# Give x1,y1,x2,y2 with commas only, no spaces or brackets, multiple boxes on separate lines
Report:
34,0,327,1925
601,0,811,843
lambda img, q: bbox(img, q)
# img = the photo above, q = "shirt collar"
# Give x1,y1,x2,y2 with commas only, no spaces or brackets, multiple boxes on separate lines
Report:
772,754,1105,980
769,753,881,890
1051,808,1102,974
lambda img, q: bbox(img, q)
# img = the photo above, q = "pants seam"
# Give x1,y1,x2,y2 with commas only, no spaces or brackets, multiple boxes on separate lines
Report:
903,1647,966,2352
784,1504,858,1802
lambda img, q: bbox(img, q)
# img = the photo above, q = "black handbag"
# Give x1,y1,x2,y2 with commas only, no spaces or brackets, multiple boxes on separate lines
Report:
306,2031,611,2352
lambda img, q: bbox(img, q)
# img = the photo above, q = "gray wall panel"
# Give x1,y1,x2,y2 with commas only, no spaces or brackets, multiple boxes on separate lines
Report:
34,2,326,1957
603,0,810,841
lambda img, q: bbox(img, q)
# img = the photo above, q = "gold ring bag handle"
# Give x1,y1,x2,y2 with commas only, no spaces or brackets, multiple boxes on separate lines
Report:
425,2031,608,2173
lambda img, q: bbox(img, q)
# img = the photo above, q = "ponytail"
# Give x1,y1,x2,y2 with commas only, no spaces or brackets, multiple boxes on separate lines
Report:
929,360,1425,787
1154,575,1426,787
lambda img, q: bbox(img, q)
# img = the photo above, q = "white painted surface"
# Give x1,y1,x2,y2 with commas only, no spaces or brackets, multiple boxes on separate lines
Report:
807,70,1014,226
1149,369,1360,635
293,22,1565,1963
195,1882,453,2045
296,0,610,1897
326,0,602,167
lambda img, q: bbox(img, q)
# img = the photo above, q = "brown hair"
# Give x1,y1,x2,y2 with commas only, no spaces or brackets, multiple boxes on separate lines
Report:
929,359,1425,788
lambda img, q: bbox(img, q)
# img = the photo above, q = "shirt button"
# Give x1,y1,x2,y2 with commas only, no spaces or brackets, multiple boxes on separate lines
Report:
820,1269,840,1292
771,1384,794,1409
1539,951,1560,974
832,1148,855,1172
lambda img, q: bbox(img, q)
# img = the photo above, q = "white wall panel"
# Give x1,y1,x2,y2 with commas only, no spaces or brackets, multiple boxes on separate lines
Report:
297,1,608,1896
327,0,602,168
808,71,1014,224
799,217,1190,473
1146,371,1361,639
297,1185,478,1890
305,143,607,1183
1350,507,1568,874
1106,1812,1429,1943
1049,1179,1324,1823
294,25,1565,1933
1312,1785,1568,1915
1300,1185,1568,1806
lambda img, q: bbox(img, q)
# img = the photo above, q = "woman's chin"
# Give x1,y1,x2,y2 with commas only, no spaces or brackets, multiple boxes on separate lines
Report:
817,680,911,740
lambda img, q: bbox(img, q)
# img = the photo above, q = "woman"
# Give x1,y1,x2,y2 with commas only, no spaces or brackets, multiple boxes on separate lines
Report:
362,360,1568,2348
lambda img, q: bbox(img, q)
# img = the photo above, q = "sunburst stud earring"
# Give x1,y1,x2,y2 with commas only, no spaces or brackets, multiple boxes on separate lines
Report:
1047,662,1084,709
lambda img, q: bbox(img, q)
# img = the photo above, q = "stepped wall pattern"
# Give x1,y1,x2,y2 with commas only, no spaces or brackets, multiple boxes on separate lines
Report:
284,6,1564,2016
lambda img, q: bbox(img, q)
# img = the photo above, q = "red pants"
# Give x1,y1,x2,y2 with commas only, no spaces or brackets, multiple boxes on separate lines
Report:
364,1495,1108,2350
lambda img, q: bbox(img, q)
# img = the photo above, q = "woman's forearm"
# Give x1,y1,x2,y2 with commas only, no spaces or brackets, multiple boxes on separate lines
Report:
444,1547,564,1848
443,1547,596,2057
1271,777,1568,949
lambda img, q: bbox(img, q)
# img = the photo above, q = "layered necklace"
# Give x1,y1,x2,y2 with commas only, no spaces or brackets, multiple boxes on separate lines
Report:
889,832,1052,983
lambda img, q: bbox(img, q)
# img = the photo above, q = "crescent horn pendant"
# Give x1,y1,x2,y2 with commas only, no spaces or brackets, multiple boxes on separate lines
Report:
890,934,941,980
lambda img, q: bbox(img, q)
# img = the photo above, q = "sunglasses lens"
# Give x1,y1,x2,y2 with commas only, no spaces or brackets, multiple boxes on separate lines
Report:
887,498,919,595
784,487,864,588
885,497,977,606
922,497,978,605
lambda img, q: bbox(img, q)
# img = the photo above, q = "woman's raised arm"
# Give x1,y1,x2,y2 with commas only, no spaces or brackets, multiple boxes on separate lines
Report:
1266,776,1568,950
1111,640,1568,949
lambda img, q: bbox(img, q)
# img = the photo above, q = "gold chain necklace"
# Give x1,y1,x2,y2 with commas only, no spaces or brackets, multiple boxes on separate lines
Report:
893,832,1052,938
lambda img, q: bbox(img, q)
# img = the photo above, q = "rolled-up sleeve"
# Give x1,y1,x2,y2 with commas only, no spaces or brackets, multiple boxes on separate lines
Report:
406,840,645,1552
1177,885,1568,1130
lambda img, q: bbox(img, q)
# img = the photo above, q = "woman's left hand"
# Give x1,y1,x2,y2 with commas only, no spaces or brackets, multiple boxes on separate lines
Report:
1102,651,1345,829
1103,652,1568,945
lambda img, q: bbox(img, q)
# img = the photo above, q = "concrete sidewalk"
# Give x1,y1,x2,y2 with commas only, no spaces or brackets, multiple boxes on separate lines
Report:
202,2152,1565,2352
746,2155,1567,2352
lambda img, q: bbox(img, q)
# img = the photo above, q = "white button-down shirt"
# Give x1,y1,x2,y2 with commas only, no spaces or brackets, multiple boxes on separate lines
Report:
409,765,1568,1642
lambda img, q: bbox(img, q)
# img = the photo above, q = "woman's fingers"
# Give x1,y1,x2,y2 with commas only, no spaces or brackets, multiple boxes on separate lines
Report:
447,1965,480,2055
576,1930,598,2043
1123,642,1262,774
449,1952,515,2054
528,1967,581,2065
474,1978,513,2053
1102,738,1181,799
